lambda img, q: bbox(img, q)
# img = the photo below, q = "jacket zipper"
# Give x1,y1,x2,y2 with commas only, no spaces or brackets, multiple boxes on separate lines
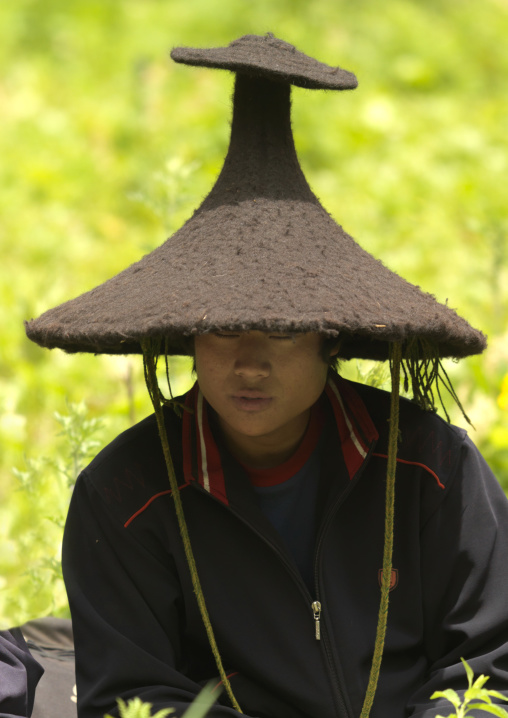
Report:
196,489,342,713
191,442,374,718
310,444,376,718
311,600,322,640
310,489,357,718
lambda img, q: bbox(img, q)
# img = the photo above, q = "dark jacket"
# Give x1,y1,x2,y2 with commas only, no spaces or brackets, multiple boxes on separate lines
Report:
20,618,77,718
0,628,43,718
62,375,508,718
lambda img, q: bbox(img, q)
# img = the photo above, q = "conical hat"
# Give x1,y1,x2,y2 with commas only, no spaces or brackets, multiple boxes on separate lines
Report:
25,34,486,361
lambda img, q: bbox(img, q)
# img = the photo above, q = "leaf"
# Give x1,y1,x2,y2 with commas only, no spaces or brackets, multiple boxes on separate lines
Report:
181,684,220,718
472,674,491,690
467,703,508,718
431,690,462,710
461,658,475,688
107,697,174,718
487,692,508,703
465,686,492,703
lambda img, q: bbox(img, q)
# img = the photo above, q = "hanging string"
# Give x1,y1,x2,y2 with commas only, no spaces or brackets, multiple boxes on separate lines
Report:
401,338,472,427
141,338,242,713
360,341,401,718
142,338,191,418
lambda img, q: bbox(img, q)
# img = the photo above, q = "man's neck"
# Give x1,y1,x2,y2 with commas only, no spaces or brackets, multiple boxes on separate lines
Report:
218,410,311,469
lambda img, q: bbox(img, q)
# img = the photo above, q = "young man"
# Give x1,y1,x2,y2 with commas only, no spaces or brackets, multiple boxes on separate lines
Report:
25,35,508,718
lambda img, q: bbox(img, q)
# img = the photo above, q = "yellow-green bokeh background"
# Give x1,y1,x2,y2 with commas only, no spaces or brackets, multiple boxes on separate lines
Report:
1,0,507,626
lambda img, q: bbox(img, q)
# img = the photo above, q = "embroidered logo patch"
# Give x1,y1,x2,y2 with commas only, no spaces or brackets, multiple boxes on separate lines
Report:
378,568,398,591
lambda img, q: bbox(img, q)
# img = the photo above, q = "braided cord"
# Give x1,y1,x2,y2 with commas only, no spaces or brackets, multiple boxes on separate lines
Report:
142,340,242,713
360,341,402,718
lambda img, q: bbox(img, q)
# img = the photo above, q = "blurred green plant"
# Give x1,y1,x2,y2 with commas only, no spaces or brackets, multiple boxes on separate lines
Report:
431,659,508,718
50,402,104,494
104,683,219,718
105,697,174,718
1,0,507,626
129,155,202,235
0,403,104,627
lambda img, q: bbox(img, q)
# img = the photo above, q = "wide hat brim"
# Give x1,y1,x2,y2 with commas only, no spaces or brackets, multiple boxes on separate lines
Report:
25,34,486,361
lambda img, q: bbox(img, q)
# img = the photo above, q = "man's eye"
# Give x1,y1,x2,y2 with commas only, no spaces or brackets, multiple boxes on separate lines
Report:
269,334,293,340
214,332,240,339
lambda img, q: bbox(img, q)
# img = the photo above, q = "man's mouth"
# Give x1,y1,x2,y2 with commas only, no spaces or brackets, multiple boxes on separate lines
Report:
230,390,273,412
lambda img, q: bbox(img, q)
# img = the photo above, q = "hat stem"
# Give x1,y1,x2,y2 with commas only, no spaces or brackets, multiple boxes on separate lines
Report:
142,340,242,713
360,341,401,718
200,73,316,209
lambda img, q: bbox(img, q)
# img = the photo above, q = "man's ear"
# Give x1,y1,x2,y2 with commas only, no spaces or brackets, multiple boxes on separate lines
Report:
321,335,341,367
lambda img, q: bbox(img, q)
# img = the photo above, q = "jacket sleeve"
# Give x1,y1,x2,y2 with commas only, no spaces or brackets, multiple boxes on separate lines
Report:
408,435,508,718
0,628,43,718
62,472,247,718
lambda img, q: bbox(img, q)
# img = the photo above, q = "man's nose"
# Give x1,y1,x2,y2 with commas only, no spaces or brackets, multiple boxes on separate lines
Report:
234,336,271,379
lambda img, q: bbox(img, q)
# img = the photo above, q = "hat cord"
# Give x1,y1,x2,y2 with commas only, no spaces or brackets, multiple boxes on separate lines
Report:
360,341,401,718
142,339,242,713
401,338,472,426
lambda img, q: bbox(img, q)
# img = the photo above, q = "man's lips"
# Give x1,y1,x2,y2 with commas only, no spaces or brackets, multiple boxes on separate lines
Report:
230,390,273,412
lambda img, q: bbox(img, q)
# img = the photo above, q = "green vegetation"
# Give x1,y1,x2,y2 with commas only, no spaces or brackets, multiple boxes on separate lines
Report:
1,0,507,627
104,682,219,718
2,403,103,624
431,659,508,718
105,697,174,718
104,661,508,718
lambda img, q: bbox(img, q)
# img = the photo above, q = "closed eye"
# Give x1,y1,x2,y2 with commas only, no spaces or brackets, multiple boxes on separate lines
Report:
212,331,294,340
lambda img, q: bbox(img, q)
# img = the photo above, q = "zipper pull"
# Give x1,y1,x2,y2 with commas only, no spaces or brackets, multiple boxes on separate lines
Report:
311,601,322,640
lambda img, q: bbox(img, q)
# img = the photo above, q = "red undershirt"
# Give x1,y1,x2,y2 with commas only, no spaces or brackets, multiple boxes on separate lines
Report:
240,400,326,486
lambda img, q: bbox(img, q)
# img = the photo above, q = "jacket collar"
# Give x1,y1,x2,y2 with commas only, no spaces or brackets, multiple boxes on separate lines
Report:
182,373,379,506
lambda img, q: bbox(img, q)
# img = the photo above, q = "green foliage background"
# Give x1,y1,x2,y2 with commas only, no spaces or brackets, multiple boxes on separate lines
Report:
1,0,507,627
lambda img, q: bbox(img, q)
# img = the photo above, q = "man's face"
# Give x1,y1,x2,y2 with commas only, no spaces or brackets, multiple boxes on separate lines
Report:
194,330,332,463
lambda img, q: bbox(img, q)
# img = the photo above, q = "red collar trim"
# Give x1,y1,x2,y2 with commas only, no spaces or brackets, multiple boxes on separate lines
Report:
241,400,326,487
325,374,378,479
182,375,378,505
182,384,229,505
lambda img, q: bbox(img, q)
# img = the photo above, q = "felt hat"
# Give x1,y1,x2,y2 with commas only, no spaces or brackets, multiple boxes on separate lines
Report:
25,33,486,363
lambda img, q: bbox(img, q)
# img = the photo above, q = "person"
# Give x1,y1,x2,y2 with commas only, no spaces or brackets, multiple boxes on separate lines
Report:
19,617,77,718
25,34,508,718
0,628,43,717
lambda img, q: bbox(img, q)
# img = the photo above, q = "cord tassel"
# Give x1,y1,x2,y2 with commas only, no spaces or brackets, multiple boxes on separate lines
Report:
360,341,402,718
142,339,242,713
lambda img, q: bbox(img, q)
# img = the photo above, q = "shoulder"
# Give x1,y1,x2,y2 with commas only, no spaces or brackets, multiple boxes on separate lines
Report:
76,405,184,528
350,379,468,486
349,379,508,530
348,379,498,529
